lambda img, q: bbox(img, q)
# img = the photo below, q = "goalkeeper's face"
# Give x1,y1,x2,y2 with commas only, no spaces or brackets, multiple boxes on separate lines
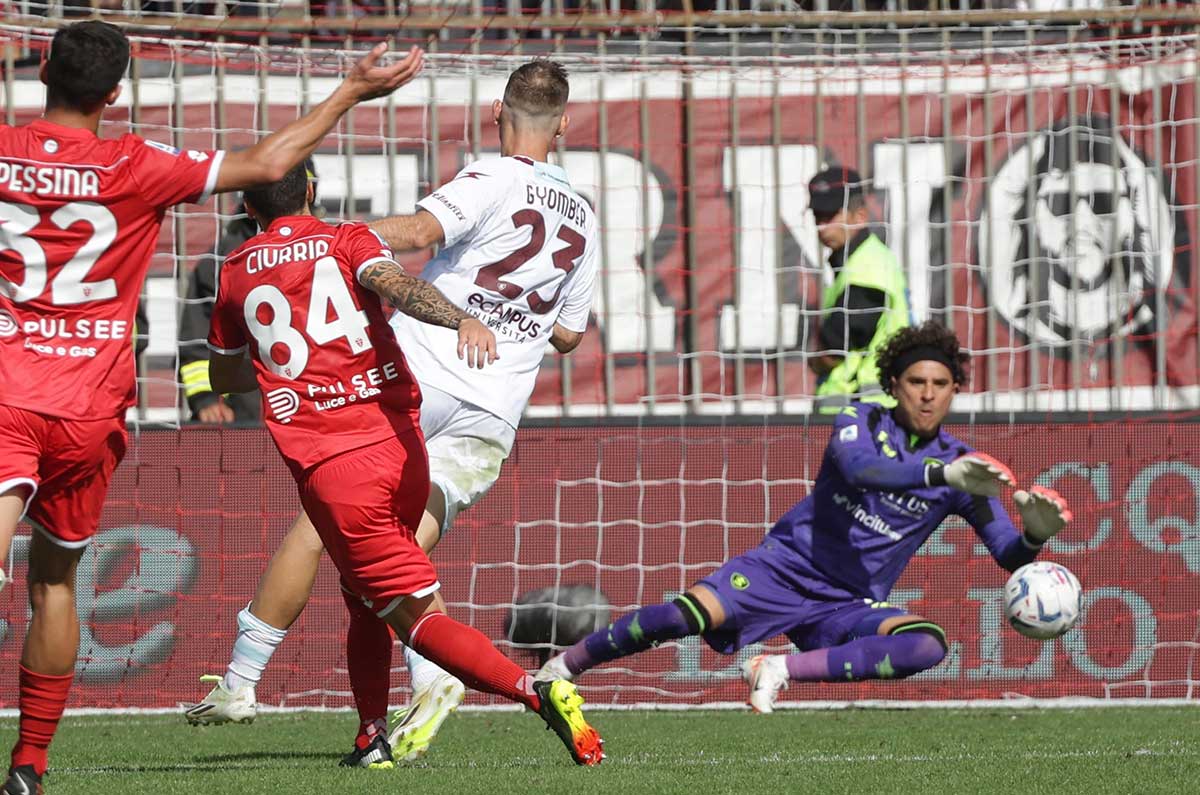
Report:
892,360,957,439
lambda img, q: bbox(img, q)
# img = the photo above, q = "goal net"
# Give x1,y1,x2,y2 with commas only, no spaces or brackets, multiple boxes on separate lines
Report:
0,11,1198,708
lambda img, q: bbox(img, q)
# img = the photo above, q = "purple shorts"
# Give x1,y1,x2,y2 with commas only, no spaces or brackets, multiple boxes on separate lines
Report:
697,535,909,654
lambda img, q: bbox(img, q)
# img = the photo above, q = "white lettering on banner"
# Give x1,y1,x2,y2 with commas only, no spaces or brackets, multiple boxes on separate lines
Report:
557,151,675,354
0,528,197,683
967,586,1157,682
718,145,817,350
967,587,1056,681
1036,462,1113,554
1126,462,1200,573
871,142,947,323
1062,587,1157,679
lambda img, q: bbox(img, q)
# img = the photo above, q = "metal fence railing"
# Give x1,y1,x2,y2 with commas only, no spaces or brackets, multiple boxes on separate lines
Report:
3,10,1200,419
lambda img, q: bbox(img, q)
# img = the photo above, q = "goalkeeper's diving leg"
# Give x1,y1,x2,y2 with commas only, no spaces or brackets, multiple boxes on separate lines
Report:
742,615,948,714
537,585,727,682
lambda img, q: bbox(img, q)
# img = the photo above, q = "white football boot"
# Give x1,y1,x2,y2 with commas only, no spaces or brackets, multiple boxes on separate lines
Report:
388,672,466,762
182,674,257,725
742,654,788,714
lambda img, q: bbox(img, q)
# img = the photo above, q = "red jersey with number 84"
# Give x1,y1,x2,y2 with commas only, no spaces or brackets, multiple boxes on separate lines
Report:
208,215,421,475
0,120,223,420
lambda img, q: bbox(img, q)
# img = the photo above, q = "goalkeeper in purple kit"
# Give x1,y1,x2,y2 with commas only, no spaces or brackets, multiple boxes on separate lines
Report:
537,322,1073,711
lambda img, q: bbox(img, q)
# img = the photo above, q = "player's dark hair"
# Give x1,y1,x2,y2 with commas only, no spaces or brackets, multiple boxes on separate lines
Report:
503,60,569,119
45,21,130,112
877,321,970,395
243,161,310,225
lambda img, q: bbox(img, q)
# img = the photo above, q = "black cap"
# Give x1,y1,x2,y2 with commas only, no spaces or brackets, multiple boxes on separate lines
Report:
808,166,865,215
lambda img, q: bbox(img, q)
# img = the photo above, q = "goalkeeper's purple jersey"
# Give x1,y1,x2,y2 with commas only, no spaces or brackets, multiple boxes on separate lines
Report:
768,402,1038,601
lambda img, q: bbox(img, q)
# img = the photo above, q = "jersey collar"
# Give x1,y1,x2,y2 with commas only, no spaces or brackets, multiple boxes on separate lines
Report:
265,214,319,234
30,118,98,139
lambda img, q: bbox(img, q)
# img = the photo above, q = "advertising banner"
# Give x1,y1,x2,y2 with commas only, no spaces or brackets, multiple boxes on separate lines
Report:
0,421,1194,708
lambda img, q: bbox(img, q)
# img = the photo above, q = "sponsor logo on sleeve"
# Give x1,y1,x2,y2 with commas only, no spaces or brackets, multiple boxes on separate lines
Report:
187,150,209,163
145,140,181,156
839,424,858,443
431,192,467,222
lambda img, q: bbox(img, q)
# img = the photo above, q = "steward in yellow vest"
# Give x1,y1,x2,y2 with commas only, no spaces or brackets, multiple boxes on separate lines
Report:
806,167,911,414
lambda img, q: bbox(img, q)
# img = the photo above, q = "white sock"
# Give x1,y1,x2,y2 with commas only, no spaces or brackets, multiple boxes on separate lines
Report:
403,643,447,692
224,605,288,692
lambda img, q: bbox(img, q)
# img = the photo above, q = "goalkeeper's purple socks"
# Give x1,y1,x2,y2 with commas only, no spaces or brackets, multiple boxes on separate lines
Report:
563,602,692,675
785,632,946,682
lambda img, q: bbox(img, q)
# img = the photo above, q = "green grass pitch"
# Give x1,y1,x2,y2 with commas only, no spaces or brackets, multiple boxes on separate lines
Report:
8,707,1197,794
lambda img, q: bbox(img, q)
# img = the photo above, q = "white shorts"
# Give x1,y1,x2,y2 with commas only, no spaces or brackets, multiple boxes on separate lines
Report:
418,384,516,533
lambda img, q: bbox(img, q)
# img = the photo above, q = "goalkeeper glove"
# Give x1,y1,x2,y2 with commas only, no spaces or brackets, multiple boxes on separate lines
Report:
941,453,1015,497
1014,486,1073,544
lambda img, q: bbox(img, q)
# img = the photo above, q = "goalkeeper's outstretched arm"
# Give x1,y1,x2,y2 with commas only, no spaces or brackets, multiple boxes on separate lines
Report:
831,410,1014,497
956,486,1071,573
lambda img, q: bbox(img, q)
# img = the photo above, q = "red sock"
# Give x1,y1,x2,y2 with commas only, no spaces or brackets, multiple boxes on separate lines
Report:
11,665,74,776
341,587,393,737
408,612,539,711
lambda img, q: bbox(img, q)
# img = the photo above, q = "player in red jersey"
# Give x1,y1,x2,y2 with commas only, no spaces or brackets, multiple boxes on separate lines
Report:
0,21,423,793
205,162,604,768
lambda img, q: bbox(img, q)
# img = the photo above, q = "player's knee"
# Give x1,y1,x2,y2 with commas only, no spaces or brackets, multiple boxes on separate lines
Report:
26,578,76,614
673,592,715,635
288,513,326,554
887,622,949,676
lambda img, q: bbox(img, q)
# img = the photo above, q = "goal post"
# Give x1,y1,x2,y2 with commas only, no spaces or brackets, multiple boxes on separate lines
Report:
0,12,1197,708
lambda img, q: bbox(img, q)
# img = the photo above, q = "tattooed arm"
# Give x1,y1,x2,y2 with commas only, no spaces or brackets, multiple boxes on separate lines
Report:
358,259,497,368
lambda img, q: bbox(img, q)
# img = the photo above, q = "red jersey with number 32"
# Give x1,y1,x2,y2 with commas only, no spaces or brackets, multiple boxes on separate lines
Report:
0,119,223,420
208,215,421,476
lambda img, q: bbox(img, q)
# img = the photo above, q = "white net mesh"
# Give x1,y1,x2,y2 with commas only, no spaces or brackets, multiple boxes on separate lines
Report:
1,16,1198,708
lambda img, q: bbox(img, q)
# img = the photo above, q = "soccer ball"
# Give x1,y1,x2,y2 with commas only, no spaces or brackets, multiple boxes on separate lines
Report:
1004,561,1082,640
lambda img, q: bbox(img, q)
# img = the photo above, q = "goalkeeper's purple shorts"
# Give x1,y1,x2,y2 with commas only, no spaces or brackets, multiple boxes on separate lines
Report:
696,535,909,654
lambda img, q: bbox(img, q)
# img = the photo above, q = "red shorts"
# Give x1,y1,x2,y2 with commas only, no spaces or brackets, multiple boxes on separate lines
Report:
297,429,437,616
0,404,127,547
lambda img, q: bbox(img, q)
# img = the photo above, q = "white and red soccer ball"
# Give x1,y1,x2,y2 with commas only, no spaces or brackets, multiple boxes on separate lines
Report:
1004,561,1082,640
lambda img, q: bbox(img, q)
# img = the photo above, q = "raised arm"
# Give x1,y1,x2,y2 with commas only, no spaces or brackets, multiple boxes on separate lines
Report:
357,259,497,369
214,44,424,193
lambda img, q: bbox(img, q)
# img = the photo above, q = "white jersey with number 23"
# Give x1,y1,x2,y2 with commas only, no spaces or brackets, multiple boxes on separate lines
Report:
392,155,598,428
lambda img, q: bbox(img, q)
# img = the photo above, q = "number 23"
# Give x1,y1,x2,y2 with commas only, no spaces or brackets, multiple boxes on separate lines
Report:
474,209,585,314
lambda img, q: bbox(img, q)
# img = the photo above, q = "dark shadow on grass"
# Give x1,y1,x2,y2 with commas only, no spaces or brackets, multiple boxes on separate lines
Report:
194,752,333,763
54,752,335,775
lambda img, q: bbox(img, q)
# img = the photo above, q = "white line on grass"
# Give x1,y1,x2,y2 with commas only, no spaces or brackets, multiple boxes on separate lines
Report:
0,697,1193,719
